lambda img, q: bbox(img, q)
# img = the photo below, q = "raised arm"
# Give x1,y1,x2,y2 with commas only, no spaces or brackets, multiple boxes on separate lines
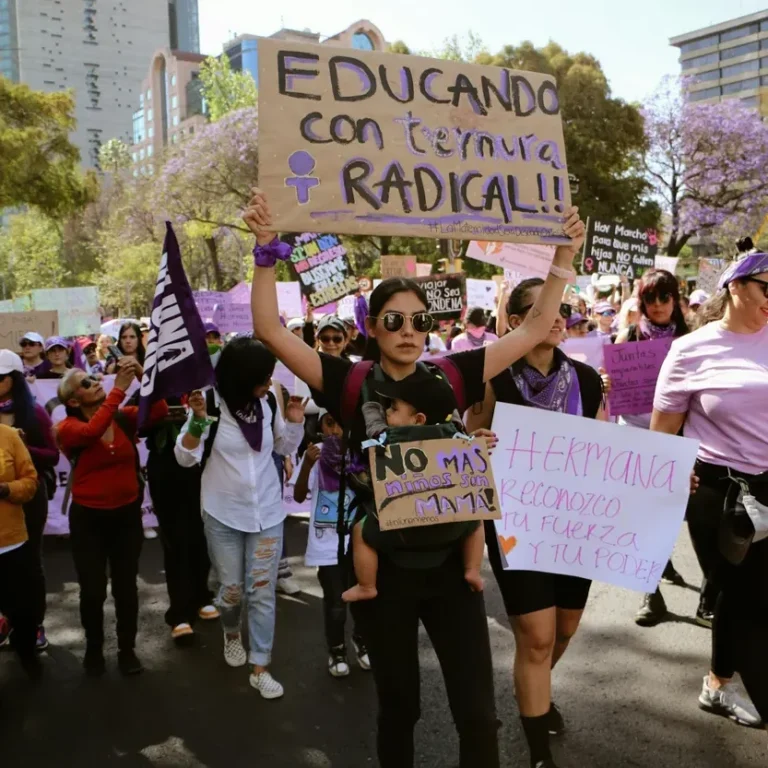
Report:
483,208,585,382
243,189,324,392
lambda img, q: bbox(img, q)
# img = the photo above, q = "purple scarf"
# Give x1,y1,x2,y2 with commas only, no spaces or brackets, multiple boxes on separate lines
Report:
638,315,677,340
318,435,366,492
513,349,582,415
354,294,368,339
0,398,14,414
232,400,265,451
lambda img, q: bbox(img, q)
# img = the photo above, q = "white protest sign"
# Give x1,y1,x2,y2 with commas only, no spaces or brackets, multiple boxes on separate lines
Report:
31,287,101,336
466,278,498,311
490,403,699,592
560,335,609,371
467,241,555,278
654,255,679,275
276,282,304,319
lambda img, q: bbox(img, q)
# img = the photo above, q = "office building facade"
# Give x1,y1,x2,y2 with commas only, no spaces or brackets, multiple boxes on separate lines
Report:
169,0,199,54
670,10,768,112
3,0,199,169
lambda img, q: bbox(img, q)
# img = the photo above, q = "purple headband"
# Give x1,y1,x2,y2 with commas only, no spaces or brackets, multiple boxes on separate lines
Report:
718,252,768,290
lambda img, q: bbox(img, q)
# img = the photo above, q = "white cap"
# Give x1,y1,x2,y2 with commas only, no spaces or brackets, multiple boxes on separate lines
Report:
21,331,44,345
0,349,24,375
286,318,304,331
689,289,710,306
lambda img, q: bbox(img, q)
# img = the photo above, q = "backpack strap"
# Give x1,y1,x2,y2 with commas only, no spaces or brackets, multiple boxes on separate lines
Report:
266,389,278,432
341,360,374,427
200,389,221,472
429,356,468,414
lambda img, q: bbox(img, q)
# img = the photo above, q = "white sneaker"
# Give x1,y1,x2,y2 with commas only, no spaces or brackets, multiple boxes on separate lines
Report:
143,528,158,540
249,669,284,699
276,576,301,595
328,647,350,678
223,633,247,667
198,604,220,620
698,676,763,727
353,638,371,671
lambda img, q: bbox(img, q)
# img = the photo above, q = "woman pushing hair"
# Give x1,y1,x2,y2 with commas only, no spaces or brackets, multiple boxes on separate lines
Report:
244,187,584,768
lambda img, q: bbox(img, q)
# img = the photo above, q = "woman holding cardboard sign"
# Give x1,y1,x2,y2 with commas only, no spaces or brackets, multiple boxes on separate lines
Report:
652,252,768,729
466,278,606,768
245,188,584,768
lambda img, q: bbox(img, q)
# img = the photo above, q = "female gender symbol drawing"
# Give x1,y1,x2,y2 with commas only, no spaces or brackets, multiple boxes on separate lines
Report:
285,150,320,204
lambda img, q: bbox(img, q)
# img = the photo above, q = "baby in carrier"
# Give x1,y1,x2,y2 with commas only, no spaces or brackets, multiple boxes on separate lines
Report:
342,368,486,602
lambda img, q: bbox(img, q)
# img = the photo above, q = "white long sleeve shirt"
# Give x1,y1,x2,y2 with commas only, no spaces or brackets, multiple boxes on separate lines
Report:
174,394,304,533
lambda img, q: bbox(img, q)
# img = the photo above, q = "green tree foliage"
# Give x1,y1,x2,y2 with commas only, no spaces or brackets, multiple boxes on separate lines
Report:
95,240,159,317
0,77,97,217
199,55,258,122
388,40,412,55
98,138,132,172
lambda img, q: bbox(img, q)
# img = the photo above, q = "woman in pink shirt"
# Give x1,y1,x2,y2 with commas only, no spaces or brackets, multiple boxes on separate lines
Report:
652,252,768,730
450,307,498,353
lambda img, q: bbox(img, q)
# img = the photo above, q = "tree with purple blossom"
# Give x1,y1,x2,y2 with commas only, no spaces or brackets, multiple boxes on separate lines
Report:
643,77,768,256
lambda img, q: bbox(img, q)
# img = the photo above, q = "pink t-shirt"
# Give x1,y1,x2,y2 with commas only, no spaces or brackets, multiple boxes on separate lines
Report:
450,331,498,354
654,322,768,474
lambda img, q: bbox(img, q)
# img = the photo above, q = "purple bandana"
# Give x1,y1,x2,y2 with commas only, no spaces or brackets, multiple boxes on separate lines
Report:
514,349,582,415
0,398,14,414
638,315,677,340
253,237,292,268
718,252,768,290
233,400,265,451
317,435,366,491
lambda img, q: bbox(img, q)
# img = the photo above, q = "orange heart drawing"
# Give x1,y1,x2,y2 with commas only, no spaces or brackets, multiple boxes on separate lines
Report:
499,535,517,555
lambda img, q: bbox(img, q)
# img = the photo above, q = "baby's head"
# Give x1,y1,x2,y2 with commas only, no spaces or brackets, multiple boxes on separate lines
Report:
376,368,457,429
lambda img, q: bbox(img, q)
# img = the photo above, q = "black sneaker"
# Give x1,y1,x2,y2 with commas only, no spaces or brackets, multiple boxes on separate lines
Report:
83,647,106,677
661,561,686,587
546,703,565,736
328,645,350,678
117,650,144,676
634,590,667,627
695,607,714,629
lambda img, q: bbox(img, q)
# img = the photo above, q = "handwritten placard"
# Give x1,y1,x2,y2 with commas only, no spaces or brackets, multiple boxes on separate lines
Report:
370,437,501,530
560,335,609,371
0,310,58,351
414,274,465,320
381,255,417,279
193,291,229,321
466,278,498,311
603,337,674,416
281,232,358,308
257,38,571,245
276,282,304,318
466,241,554,279
582,219,657,279
490,403,699,592
697,258,727,295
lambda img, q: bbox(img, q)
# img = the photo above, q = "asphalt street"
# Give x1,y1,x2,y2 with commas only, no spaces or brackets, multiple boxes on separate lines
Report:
1,517,765,768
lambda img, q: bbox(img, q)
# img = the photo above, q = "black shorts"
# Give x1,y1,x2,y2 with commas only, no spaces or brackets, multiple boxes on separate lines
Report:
485,521,592,616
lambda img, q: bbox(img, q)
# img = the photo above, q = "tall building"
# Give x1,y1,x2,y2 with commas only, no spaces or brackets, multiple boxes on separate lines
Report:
670,10,768,112
168,0,199,54
224,20,387,89
2,0,200,169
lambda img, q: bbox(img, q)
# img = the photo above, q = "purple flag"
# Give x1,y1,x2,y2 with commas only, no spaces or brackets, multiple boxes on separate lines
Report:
138,223,215,426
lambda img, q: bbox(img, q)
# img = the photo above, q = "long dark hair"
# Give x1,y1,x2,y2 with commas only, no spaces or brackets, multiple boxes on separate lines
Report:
216,337,276,414
636,270,688,336
506,278,545,317
118,322,146,365
6,371,44,447
363,278,430,362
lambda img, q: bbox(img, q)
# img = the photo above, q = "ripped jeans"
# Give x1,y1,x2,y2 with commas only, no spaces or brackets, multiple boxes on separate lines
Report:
203,513,283,667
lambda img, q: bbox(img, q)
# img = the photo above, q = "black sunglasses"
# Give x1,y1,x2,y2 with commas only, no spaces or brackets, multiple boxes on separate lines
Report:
318,334,345,345
642,291,672,305
372,311,435,334
19,340,40,348
518,303,572,319
78,376,99,390
746,277,768,297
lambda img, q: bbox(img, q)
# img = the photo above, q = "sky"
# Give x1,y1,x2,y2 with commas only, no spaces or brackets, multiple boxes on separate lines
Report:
198,0,768,104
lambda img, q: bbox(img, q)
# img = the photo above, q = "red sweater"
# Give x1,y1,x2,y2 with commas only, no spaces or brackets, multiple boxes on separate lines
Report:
56,389,168,510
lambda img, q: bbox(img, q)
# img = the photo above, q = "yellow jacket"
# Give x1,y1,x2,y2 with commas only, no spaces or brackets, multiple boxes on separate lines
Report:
0,424,38,549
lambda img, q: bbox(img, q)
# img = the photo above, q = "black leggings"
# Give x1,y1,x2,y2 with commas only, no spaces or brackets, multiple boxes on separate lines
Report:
317,564,362,650
353,552,500,768
688,462,768,720
23,481,49,627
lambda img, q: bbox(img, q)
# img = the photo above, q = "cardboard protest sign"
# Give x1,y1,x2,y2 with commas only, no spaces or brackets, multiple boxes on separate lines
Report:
0,311,58,351
467,278,498,311
282,232,358,308
414,274,465,320
560,335,609,371
257,38,571,245
370,437,500,530
697,258,727,295
30,287,100,336
602,337,674,416
466,240,554,279
381,255,417,279
582,219,657,279
490,403,699,592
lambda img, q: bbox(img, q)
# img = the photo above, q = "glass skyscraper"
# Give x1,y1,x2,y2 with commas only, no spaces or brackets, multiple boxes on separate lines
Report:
168,0,200,53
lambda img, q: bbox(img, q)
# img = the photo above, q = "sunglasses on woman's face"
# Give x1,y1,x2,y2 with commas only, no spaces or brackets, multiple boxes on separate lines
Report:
19,341,39,348
319,334,345,345
518,303,572,319
643,291,672,305
746,277,768,297
78,376,99,390
373,311,435,334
